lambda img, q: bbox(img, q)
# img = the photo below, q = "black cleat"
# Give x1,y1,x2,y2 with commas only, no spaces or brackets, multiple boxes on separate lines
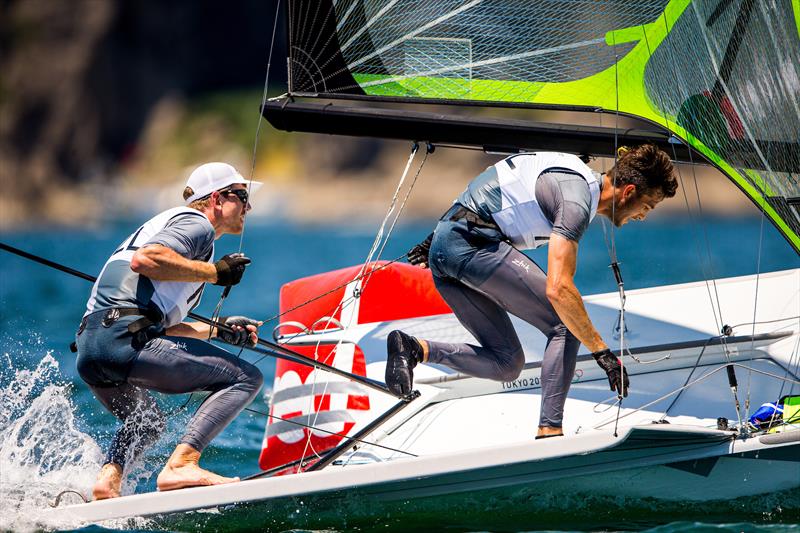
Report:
385,330,423,397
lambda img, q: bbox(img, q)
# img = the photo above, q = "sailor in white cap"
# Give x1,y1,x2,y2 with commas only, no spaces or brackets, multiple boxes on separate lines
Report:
75,162,265,499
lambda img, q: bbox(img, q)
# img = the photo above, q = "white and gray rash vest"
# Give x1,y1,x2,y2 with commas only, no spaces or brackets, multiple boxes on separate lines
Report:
84,206,215,328
458,152,601,249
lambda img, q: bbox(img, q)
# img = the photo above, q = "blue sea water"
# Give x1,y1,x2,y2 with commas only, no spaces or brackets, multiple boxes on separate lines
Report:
0,214,798,532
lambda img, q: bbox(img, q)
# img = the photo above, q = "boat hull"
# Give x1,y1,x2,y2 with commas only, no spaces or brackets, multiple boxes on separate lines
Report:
41,426,799,530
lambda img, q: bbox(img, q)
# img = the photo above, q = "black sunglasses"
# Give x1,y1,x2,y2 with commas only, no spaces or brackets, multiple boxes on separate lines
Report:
220,188,249,205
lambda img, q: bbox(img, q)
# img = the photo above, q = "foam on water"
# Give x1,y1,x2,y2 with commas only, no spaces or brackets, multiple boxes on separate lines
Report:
0,349,152,532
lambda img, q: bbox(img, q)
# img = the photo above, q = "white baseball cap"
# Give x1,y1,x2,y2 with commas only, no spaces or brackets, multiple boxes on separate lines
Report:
185,162,262,204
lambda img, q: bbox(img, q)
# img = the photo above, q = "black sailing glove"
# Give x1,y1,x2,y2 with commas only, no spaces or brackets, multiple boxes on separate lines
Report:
592,348,630,397
407,233,434,268
214,253,251,286
217,316,261,347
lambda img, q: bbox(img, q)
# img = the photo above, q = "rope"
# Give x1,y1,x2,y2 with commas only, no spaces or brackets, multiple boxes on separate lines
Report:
643,16,744,429
296,141,429,472
593,362,800,430
264,254,405,329
606,27,625,437
302,143,423,344
238,0,282,253
244,407,416,457
257,140,424,347
207,0,282,346
357,142,420,279
363,145,431,288
658,336,716,419
249,253,407,366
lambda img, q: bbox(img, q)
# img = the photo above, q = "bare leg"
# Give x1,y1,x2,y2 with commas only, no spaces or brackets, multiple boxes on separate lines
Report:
536,426,564,438
93,463,123,500
156,444,239,492
419,339,430,362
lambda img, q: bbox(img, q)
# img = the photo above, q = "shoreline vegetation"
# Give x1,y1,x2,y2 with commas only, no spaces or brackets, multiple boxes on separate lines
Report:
1,90,756,231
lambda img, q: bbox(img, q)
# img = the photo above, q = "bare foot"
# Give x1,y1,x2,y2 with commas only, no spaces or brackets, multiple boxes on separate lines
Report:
93,463,123,500
156,444,239,492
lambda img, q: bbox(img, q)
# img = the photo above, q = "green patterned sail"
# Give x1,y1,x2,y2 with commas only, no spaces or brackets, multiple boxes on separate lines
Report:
277,0,800,251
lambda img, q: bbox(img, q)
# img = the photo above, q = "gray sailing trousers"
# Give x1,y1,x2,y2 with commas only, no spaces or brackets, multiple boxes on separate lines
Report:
75,313,263,467
425,206,580,428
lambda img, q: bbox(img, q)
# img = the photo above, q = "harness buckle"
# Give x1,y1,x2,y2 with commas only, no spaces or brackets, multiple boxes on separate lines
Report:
101,308,121,327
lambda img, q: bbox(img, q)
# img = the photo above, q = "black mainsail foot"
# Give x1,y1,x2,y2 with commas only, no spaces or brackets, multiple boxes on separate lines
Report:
262,96,697,161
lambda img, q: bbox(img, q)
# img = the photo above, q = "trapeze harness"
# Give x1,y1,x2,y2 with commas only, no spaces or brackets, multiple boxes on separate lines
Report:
457,151,600,249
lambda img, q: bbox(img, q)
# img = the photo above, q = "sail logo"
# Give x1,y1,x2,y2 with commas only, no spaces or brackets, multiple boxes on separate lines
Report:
260,342,370,471
268,369,365,444
512,258,531,273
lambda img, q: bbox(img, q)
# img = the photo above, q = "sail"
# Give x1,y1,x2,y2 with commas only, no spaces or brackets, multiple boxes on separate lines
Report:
270,0,800,251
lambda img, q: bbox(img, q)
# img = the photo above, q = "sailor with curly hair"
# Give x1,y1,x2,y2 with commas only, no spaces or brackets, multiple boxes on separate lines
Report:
387,145,677,438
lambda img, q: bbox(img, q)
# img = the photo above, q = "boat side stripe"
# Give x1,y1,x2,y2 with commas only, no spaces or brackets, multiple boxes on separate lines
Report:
272,382,367,403
267,410,355,437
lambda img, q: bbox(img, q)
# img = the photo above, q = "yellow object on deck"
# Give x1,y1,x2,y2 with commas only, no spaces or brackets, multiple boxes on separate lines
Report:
770,395,800,433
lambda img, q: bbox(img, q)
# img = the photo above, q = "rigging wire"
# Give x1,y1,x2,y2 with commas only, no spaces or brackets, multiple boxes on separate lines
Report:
605,26,625,438
727,316,800,332
645,16,726,335
295,142,429,472
648,11,725,338
593,361,800,430
243,406,416,457
356,142,420,282
685,1,792,429
644,17,724,328
645,13,745,429
238,0,283,253
205,1,283,343
741,1,772,427
658,335,716,420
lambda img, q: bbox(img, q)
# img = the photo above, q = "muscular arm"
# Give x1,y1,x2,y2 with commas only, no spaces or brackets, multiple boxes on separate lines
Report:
130,245,217,283
166,319,259,345
546,234,607,353
165,321,213,339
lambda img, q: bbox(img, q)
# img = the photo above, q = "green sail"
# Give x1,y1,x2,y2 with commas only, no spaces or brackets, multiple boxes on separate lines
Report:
284,0,800,250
